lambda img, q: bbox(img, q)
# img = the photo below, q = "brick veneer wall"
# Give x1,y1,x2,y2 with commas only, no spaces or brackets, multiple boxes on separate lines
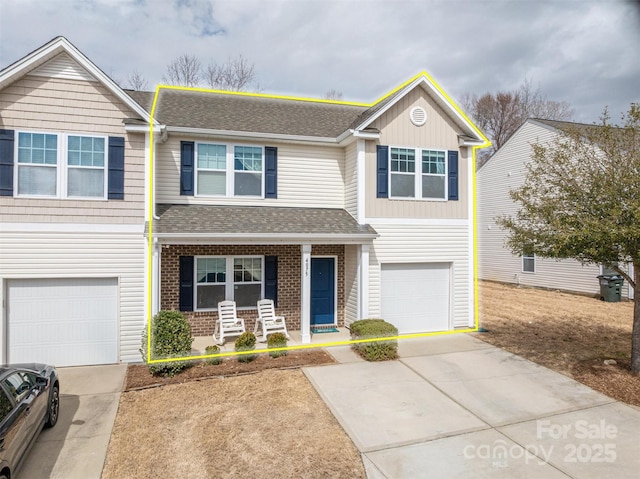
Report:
160,244,345,336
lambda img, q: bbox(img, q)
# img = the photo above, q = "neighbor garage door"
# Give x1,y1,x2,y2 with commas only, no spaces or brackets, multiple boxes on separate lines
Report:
7,278,118,367
380,263,450,334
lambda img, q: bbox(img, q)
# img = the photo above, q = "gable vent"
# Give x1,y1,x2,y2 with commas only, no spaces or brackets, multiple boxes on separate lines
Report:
29,53,97,82
410,106,427,126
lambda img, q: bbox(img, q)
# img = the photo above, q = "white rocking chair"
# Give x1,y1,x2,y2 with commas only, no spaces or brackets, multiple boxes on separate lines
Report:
213,300,246,345
255,299,289,342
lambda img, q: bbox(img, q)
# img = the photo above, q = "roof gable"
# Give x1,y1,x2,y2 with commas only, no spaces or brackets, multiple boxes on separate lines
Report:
0,36,152,124
353,73,488,145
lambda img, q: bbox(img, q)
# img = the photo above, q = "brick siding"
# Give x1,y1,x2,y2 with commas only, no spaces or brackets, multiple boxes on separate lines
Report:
160,244,345,336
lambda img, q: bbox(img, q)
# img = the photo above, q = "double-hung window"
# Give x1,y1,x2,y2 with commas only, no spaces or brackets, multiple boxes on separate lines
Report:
197,144,226,195
196,257,227,309
16,131,108,199
195,256,263,310
17,132,58,196
195,143,264,197
389,147,447,200
67,135,106,197
522,246,535,273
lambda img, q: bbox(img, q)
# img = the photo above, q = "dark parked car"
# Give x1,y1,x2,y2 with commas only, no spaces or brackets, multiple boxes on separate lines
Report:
0,364,59,479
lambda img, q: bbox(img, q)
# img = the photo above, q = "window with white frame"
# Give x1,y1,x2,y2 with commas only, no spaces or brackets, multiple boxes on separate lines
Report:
197,144,226,195
16,131,108,199
389,147,447,200
522,246,535,273
421,150,446,199
67,135,106,197
195,143,263,197
195,256,263,310
233,257,262,307
17,132,58,196
196,257,227,309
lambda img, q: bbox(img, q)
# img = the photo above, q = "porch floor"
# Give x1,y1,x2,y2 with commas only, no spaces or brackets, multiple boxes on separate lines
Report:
191,327,352,355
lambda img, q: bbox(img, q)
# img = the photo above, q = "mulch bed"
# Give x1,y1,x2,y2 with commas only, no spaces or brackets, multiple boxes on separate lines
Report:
124,348,336,391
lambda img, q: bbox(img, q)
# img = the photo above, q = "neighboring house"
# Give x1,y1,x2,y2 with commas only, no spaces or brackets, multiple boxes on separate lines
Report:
0,36,487,367
0,37,152,366
477,119,634,299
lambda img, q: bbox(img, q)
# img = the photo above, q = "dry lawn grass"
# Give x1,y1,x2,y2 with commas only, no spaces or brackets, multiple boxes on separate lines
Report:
102,369,365,479
476,280,639,406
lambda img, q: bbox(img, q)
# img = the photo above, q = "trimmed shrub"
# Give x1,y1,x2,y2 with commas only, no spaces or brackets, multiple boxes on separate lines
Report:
140,310,194,376
235,332,257,363
267,332,288,358
350,319,399,361
204,345,222,365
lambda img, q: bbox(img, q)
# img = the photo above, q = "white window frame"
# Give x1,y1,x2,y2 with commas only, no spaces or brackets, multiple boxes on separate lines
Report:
195,141,264,198
388,146,448,201
522,251,536,273
14,130,108,200
194,255,264,311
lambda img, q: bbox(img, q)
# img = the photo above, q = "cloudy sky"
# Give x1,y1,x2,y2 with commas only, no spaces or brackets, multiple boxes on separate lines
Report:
1,0,638,123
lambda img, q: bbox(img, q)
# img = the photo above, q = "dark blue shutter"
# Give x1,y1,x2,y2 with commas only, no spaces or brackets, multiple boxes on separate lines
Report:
179,256,194,312
264,256,278,307
448,150,459,201
264,146,277,198
108,136,125,200
0,129,14,196
376,145,389,198
180,141,195,196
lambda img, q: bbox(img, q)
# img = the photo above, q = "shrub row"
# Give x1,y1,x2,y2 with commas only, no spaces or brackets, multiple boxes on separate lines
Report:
350,319,398,361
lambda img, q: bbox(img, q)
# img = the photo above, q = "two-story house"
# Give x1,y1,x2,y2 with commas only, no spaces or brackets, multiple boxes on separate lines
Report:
0,37,487,367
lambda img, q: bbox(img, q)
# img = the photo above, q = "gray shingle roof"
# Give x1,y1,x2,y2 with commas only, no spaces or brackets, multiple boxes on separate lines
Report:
127,89,369,138
153,204,378,239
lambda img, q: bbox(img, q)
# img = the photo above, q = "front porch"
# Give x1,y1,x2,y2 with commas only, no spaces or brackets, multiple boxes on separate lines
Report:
191,327,352,355
150,204,378,344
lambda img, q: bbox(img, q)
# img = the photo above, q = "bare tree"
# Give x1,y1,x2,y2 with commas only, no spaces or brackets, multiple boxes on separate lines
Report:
126,69,148,91
324,89,344,101
162,53,201,87
461,80,574,167
204,55,256,91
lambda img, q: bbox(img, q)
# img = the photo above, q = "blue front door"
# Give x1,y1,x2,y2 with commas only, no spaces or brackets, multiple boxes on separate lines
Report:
311,258,335,325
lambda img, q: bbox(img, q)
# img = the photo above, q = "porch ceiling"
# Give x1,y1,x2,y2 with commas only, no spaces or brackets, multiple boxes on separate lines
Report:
150,204,378,244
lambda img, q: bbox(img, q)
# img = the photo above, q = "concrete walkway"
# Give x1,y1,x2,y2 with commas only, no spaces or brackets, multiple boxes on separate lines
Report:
19,364,127,479
304,334,640,478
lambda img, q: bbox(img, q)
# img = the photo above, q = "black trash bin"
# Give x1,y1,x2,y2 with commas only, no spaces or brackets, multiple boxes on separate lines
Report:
597,274,624,302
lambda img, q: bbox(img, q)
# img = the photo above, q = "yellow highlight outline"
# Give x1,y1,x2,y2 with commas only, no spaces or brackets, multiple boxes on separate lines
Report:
146,72,490,364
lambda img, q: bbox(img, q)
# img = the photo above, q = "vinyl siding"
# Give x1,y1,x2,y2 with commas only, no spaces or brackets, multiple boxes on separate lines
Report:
0,73,146,223
365,86,467,219
477,121,631,299
344,244,358,326
156,136,346,208
0,230,146,362
367,222,470,329
344,141,357,217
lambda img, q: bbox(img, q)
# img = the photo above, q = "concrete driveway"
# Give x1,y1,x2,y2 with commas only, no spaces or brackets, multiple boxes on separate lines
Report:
305,334,640,478
18,364,126,479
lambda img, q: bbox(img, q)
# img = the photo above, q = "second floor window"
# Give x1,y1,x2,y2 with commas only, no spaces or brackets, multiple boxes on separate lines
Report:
389,147,447,200
16,131,108,199
195,142,264,197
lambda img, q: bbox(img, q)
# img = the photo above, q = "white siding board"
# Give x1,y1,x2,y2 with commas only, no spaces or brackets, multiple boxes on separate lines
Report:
0,231,145,363
477,121,630,298
344,244,358,326
344,141,357,217
368,223,470,329
156,137,346,208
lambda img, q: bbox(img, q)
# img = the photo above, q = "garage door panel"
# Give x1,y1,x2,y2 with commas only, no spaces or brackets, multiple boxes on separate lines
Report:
8,278,118,367
381,263,450,334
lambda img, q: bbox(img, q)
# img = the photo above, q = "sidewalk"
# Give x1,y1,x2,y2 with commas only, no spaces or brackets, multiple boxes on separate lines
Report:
304,334,640,478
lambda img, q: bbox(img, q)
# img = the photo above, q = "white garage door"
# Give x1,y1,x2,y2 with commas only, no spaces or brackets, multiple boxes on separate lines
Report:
7,278,118,367
381,263,450,334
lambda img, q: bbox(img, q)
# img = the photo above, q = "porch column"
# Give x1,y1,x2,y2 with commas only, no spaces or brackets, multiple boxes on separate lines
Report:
300,244,312,343
359,244,369,319
151,239,160,316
